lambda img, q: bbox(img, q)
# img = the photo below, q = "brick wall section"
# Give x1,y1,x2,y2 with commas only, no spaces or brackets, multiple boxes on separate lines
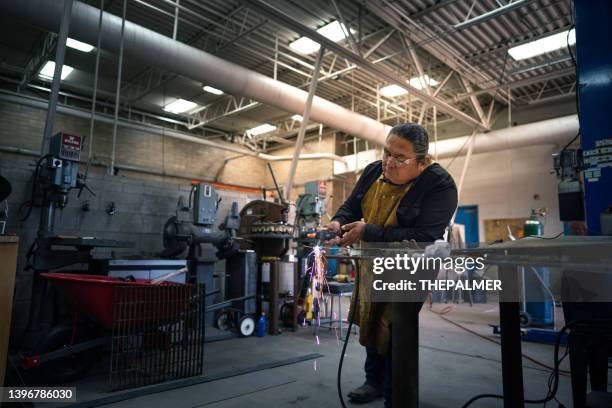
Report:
266,135,336,202
0,101,267,187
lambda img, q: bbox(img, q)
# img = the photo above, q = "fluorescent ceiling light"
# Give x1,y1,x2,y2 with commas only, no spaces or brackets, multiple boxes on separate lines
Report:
379,75,439,97
318,20,352,42
408,74,439,90
163,98,198,114
66,38,94,52
291,114,303,121
508,29,575,61
38,61,74,80
380,84,407,98
290,20,355,55
247,124,277,136
202,85,224,95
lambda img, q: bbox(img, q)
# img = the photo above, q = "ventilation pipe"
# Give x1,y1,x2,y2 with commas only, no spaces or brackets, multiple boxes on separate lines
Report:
1,0,391,146
430,115,579,159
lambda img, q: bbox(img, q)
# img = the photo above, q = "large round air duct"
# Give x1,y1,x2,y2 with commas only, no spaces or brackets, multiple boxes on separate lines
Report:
1,0,391,146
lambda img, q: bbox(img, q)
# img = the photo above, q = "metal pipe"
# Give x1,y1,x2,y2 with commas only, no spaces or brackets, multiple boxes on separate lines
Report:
454,0,532,31
110,0,127,176
284,47,325,197
41,0,73,155
1,0,392,145
456,130,477,197
172,0,179,40
84,0,104,180
0,91,348,166
431,114,579,159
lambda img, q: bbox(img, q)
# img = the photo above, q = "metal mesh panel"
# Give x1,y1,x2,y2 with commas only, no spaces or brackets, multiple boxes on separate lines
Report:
110,284,205,390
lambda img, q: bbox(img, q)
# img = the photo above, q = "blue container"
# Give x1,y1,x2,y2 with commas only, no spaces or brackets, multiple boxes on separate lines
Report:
326,246,339,277
525,267,554,326
257,313,266,337
523,214,553,326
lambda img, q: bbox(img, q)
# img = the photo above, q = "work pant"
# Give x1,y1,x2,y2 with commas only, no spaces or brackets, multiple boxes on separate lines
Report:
365,346,392,407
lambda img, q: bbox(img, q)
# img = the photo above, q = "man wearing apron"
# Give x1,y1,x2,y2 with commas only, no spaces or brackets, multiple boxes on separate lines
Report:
326,123,458,407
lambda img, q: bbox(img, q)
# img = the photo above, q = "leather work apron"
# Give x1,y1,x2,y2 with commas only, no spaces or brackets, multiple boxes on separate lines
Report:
350,176,412,355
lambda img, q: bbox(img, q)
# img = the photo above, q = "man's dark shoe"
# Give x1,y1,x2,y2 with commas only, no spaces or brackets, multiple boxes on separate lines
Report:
347,382,383,403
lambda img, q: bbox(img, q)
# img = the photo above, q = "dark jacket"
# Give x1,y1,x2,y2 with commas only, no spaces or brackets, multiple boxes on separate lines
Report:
332,161,458,243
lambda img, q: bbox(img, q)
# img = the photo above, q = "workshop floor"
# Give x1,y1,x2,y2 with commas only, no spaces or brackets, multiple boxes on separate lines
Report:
55,302,594,408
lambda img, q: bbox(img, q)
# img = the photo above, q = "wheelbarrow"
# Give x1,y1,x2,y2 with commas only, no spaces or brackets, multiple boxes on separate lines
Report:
20,272,191,383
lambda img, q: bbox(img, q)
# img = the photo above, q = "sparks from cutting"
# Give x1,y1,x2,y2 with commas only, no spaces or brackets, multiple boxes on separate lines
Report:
308,245,328,325
305,245,341,349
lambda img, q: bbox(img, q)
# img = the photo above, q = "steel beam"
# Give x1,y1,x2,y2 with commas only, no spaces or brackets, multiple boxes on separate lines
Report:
110,0,127,176
41,0,73,155
454,0,533,31
284,48,325,196
20,32,57,92
238,0,488,130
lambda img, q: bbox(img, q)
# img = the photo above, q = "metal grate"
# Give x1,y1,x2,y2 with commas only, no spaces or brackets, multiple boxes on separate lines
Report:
110,284,205,391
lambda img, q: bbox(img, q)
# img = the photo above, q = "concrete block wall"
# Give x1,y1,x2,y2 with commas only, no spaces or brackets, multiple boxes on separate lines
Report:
0,101,268,187
1,157,261,340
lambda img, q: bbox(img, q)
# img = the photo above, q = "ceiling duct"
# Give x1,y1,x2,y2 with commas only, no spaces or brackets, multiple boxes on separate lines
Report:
1,0,391,145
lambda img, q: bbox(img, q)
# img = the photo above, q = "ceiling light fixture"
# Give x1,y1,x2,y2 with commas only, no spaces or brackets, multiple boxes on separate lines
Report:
66,38,94,52
290,20,355,55
408,74,439,90
379,75,439,97
163,98,198,114
38,61,74,80
202,85,224,95
508,29,576,61
247,123,277,136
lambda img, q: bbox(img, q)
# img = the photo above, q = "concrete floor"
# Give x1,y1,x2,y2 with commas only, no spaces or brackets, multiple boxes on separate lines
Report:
73,302,593,408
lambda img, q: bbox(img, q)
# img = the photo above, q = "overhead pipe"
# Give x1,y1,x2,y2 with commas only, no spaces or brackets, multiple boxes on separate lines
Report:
0,145,263,191
40,0,72,155
0,91,347,166
454,0,532,31
430,114,579,159
284,47,325,198
1,0,392,146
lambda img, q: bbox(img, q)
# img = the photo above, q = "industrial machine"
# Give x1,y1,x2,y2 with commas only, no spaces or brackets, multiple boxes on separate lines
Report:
23,132,132,346
553,148,585,223
236,195,296,334
161,182,257,336
295,180,329,248
161,182,240,268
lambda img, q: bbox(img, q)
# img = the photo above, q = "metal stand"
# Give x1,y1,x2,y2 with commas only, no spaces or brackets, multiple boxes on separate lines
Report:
392,302,419,408
498,264,525,408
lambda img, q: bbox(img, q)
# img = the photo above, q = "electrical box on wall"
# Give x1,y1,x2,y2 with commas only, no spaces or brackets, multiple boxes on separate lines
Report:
49,132,82,162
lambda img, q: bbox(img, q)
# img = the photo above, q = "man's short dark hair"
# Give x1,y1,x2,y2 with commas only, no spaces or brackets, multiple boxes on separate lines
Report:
389,123,429,159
